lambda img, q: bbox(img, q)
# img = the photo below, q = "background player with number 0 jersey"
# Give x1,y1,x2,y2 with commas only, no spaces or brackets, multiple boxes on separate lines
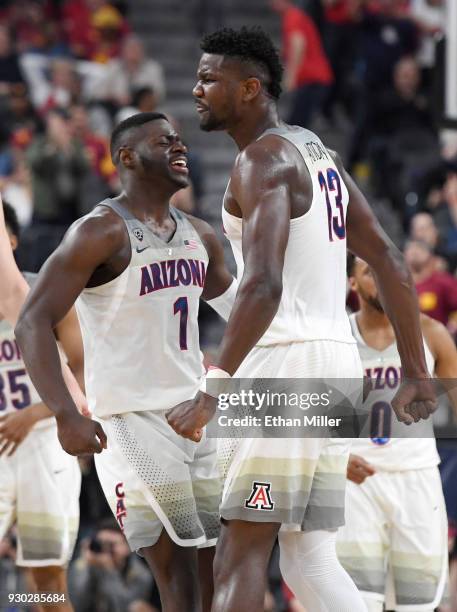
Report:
0,202,82,612
337,254,457,612
16,112,236,612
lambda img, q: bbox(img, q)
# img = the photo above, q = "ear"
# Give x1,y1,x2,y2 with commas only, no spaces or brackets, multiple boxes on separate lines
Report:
242,77,262,102
9,234,18,251
348,276,357,292
119,146,136,169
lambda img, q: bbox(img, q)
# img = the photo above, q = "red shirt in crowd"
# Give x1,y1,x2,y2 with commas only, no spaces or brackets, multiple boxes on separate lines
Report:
415,271,457,326
325,0,353,24
283,7,333,88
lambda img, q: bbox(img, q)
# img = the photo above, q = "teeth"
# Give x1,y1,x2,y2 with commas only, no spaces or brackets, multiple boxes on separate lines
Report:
172,160,187,167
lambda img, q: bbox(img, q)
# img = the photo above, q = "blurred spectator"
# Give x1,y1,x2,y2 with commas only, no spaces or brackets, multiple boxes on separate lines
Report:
410,212,456,270
5,0,66,56
0,24,25,97
0,156,33,226
348,0,420,167
68,519,155,612
321,0,359,122
0,87,42,144
365,56,439,211
270,0,333,127
115,86,160,128
404,239,457,331
409,0,444,90
26,108,90,226
21,55,82,112
94,35,165,109
132,86,159,114
70,103,118,193
357,0,419,93
369,56,435,137
90,4,127,64
62,0,129,62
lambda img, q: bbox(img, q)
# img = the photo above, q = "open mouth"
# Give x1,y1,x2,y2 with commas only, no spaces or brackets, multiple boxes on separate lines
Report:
170,157,189,175
196,104,208,115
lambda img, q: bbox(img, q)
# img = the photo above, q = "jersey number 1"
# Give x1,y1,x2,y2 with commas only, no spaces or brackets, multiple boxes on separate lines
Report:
174,297,188,350
318,168,346,241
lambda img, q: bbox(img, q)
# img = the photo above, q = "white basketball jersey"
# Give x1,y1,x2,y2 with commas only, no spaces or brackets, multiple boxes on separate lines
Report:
76,200,207,418
222,125,355,346
0,273,49,427
350,313,440,470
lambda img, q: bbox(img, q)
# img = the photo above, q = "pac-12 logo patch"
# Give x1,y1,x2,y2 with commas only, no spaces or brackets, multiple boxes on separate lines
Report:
245,481,275,511
133,228,144,241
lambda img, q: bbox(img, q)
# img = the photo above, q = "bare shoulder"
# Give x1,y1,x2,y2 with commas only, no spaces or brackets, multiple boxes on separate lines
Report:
232,134,300,180
64,205,127,252
420,313,447,337
184,213,215,239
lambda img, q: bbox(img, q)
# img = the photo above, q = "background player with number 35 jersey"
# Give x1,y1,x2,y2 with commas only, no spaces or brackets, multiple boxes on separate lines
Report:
16,112,236,612
0,202,82,611
337,254,457,612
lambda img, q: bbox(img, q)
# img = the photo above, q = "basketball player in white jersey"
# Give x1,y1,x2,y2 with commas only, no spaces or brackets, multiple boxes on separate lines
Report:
0,197,87,413
16,112,237,612
0,202,82,611
166,27,436,612
337,254,457,612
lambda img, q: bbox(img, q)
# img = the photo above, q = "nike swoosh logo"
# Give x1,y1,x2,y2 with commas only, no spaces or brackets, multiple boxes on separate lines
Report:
53,469,66,475
136,246,150,253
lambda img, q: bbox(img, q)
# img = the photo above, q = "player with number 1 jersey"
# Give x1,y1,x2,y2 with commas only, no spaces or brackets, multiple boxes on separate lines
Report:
16,113,236,611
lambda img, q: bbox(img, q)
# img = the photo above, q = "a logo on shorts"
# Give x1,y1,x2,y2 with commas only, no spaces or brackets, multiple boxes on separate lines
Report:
133,228,144,241
245,481,275,511
115,482,127,530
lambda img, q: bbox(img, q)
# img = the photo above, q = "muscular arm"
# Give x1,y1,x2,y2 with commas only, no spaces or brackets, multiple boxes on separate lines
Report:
340,155,428,379
56,306,85,391
422,316,457,419
15,210,126,454
213,141,292,374
1,198,88,413
338,152,436,422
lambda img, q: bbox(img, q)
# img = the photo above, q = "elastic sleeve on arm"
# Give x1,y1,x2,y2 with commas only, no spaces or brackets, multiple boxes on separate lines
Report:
206,279,238,321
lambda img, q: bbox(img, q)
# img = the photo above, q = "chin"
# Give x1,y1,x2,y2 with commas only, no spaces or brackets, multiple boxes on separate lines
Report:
172,176,189,189
199,117,225,132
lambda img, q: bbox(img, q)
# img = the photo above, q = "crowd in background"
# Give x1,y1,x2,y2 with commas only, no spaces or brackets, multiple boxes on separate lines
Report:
1,1,457,611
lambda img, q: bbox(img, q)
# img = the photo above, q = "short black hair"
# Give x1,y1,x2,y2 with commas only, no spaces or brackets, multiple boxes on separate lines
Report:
347,252,356,278
110,111,168,161
2,200,20,239
201,27,283,100
131,86,155,108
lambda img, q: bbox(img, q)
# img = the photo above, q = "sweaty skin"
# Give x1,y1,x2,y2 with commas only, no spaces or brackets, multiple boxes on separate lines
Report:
15,119,233,457
166,51,436,443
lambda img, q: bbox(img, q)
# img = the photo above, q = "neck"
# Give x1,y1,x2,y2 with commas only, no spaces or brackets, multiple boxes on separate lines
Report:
357,300,392,332
228,102,281,150
119,176,176,223
411,261,434,283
